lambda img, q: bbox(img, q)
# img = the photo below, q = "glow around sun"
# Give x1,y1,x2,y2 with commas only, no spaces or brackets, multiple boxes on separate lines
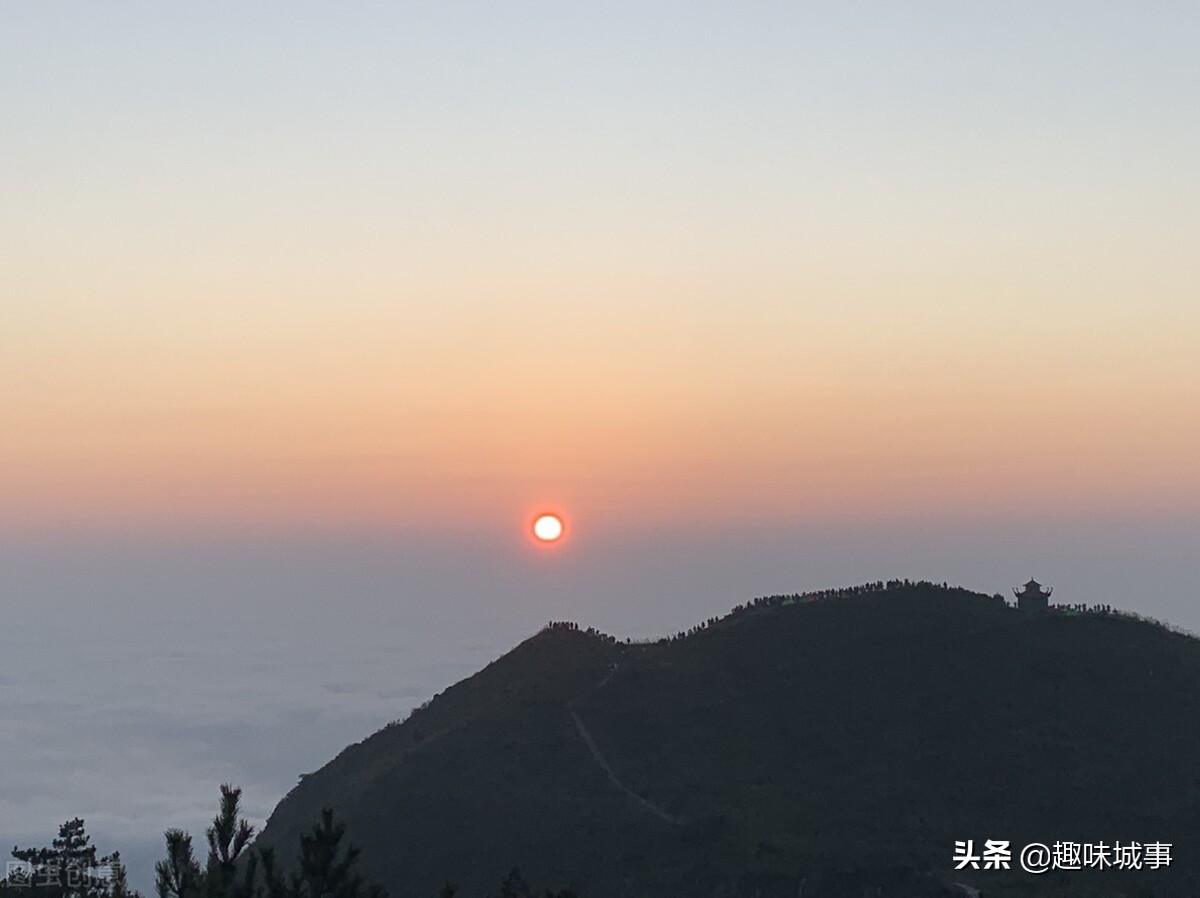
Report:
532,513,564,543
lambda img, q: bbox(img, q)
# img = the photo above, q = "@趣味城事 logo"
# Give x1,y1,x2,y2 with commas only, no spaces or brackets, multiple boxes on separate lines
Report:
953,840,1173,874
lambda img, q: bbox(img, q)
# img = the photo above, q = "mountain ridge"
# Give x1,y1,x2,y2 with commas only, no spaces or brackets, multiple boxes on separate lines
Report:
258,581,1200,897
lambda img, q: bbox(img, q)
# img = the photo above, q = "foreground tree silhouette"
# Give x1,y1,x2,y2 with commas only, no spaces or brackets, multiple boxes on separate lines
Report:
491,867,576,898
206,786,255,894
156,788,384,898
4,818,133,898
287,811,383,898
7,788,574,898
155,784,256,898
154,830,203,898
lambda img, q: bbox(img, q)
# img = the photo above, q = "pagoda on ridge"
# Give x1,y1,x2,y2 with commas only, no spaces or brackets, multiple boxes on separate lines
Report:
1014,578,1052,613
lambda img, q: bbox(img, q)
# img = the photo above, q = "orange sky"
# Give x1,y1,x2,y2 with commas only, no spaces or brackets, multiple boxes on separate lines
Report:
6,277,1197,535
3,4,1198,538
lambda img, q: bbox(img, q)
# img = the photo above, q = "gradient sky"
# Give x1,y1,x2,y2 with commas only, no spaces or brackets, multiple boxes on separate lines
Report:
5,1,1198,537
2,3,1199,889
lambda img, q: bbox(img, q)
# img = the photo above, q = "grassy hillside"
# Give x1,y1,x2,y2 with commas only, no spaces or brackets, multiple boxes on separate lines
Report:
257,583,1200,897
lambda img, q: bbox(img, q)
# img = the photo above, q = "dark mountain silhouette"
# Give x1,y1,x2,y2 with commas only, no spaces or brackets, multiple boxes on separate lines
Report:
256,582,1200,897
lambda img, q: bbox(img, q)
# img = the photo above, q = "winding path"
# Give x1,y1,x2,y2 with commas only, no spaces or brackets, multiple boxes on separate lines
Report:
567,663,683,826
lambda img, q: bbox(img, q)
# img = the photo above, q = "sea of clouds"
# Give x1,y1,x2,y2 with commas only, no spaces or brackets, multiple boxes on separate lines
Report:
2,517,1196,893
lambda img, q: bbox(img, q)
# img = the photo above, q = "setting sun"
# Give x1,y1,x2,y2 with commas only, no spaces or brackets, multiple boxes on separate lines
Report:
532,513,565,543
